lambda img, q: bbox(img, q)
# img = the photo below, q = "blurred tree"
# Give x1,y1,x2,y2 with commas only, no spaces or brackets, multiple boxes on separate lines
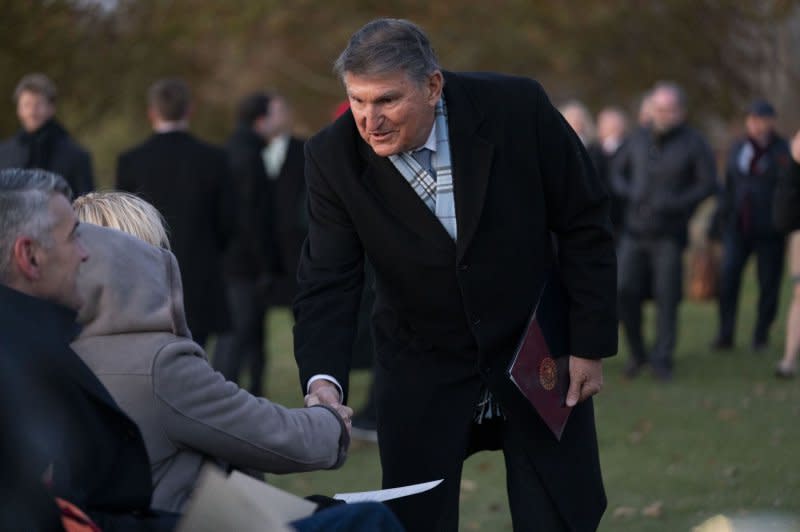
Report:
0,0,797,185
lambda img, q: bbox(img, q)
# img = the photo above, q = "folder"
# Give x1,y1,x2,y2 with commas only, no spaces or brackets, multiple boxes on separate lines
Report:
507,271,572,440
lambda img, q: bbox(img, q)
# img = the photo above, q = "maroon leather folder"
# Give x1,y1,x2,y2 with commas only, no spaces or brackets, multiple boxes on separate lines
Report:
507,275,572,440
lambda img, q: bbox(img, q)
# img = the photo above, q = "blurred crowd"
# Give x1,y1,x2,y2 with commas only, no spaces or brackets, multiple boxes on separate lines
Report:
558,85,800,382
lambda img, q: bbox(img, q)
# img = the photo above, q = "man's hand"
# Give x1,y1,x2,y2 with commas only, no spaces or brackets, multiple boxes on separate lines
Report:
791,130,800,163
565,356,604,407
305,380,353,433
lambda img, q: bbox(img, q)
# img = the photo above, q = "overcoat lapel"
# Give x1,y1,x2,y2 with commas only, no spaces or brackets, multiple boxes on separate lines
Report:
442,73,494,262
358,140,454,253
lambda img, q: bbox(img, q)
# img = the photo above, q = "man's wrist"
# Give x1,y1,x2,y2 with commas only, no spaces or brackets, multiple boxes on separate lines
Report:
307,374,343,402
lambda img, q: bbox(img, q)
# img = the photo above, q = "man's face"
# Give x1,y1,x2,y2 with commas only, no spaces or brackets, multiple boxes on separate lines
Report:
265,97,290,137
650,88,684,133
34,195,89,310
16,90,55,133
745,115,774,145
344,69,443,157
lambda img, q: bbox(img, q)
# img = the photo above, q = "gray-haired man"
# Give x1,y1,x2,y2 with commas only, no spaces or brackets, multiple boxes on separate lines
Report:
294,19,617,531
0,168,177,530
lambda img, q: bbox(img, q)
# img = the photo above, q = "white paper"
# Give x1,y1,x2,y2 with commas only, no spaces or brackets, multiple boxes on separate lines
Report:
334,479,443,503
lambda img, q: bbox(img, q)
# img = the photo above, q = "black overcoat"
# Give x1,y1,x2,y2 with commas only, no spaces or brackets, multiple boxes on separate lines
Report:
294,71,618,531
116,131,234,338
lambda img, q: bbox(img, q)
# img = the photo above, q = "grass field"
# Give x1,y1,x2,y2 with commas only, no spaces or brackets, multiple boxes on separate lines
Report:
245,263,800,531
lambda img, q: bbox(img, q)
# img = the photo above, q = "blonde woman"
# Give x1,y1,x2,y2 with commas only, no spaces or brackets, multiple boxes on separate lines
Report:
70,191,351,512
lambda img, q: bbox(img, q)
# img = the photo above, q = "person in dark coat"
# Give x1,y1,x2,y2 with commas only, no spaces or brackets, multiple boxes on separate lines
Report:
116,78,234,347
774,130,800,378
295,19,617,532
0,168,176,531
261,93,308,306
711,100,791,351
0,73,94,196
611,81,716,381
589,107,629,238
214,92,280,395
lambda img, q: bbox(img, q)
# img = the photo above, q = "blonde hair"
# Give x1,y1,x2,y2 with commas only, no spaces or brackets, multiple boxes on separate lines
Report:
73,191,171,250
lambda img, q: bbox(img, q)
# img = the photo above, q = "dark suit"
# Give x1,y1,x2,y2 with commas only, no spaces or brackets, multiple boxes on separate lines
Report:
268,135,308,306
116,131,234,345
0,284,176,531
0,119,94,196
215,125,278,395
716,134,791,346
294,72,617,531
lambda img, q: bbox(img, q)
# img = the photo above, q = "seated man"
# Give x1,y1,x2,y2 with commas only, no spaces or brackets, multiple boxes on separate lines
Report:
71,192,351,512
0,168,176,531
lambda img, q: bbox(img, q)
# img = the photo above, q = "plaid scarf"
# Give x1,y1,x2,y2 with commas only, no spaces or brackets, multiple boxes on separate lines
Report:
389,98,457,240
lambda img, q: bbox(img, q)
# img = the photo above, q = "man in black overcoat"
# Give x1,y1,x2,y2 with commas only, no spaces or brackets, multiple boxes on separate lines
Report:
0,73,94,196
116,78,234,347
294,19,617,531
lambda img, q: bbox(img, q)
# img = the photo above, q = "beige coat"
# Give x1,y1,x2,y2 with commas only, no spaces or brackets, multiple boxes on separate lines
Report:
71,225,347,512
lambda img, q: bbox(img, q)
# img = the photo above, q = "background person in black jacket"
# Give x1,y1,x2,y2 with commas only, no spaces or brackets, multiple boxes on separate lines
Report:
0,73,94,196
774,130,800,378
0,168,176,531
711,100,791,352
116,78,234,348
214,92,279,395
611,81,717,380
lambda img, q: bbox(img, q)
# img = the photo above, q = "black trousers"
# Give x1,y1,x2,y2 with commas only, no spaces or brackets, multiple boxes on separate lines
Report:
717,230,785,344
618,235,683,369
214,276,267,396
375,362,567,532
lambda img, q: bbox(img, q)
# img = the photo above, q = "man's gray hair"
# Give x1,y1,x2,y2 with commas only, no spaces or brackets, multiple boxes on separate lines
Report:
0,169,73,280
333,18,440,84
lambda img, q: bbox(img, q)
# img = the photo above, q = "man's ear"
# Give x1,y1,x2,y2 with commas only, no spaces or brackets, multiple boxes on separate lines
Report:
12,237,41,281
427,70,444,105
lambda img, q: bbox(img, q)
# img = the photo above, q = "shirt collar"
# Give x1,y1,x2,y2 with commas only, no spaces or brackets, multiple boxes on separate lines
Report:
408,119,437,156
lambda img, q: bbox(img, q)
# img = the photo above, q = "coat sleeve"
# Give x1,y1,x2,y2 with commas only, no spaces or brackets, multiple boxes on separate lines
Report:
71,148,95,196
292,139,364,402
532,82,618,358
660,134,717,213
774,160,800,233
153,343,348,473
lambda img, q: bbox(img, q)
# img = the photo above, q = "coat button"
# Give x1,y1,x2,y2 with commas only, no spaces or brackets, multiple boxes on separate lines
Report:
459,263,470,272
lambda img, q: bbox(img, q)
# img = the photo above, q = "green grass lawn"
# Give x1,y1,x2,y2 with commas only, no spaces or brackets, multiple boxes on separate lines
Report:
248,263,800,531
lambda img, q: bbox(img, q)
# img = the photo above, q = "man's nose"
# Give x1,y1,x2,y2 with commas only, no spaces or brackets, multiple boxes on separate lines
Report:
363,106,383,131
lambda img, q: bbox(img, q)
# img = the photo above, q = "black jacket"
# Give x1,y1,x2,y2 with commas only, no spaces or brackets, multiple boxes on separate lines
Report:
717,134,791,238
223,125,279,278
294,71,617,531
611,124,716,244
774,160,800,233
116,131,234,337
267,135,307,306
0,284,175,531
0,119,94,196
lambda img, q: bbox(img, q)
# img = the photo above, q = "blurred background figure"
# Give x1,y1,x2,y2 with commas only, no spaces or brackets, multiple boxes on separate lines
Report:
612,81,717,381
0,73,94,196
711,100,791,352
116,77,234,349
637,90,654,128
773,130,800,378
559,99,595,146
590,106,630,238
262,93,308,307
214,92,279,396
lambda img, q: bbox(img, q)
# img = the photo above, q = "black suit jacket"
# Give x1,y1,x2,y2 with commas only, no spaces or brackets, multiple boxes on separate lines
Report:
0,119,95,196
116,131,234,337
294,72,617,530
269,135,307,306
0,284,174,531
